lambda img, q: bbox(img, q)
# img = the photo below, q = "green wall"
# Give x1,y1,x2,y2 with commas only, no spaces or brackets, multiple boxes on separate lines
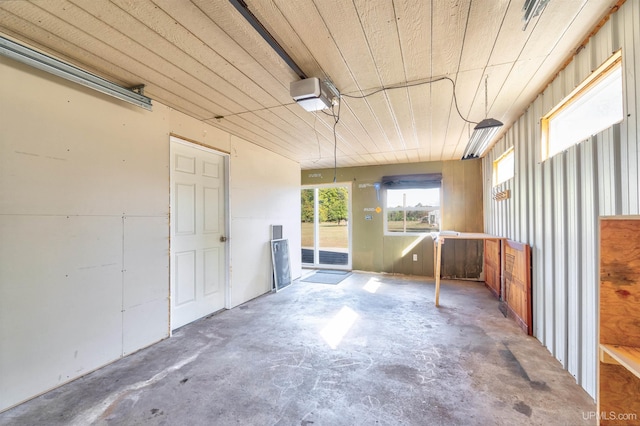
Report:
301,159,484,278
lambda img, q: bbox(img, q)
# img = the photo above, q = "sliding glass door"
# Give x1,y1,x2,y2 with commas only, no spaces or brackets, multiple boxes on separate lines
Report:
301,184,351,269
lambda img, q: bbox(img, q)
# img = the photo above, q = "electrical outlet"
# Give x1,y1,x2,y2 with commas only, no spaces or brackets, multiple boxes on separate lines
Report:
413,254,418,261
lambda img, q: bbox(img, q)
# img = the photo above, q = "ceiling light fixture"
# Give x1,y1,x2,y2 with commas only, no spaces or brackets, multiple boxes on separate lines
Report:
0,35,152,110
461,118,503,160
461,76,503,160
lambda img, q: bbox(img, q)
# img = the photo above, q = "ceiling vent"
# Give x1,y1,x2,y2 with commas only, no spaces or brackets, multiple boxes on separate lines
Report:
290,77,339,112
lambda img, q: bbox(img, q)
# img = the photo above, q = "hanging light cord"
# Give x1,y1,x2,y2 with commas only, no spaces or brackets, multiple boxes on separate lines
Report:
341,76,478,125
484,75,489,118
330,100,341,182
318,75,478,180
216,76,479,176
213,76,478,127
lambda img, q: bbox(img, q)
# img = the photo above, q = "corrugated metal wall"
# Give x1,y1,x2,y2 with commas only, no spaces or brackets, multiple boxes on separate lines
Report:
482,1,639,399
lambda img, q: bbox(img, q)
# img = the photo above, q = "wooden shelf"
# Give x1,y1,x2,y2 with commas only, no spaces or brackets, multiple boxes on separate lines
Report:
600,344,640,380
598,217,640,425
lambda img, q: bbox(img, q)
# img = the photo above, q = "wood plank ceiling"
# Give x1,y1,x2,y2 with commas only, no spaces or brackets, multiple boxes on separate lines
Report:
0,0,620,170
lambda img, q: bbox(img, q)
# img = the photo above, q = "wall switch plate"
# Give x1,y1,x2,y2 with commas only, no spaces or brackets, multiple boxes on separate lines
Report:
413,254,418,261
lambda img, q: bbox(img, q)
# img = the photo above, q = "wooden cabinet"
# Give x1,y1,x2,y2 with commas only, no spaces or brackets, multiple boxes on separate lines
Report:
598,217,640,425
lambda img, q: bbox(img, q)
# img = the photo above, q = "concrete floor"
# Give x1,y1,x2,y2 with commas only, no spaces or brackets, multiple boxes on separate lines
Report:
0,272,596,426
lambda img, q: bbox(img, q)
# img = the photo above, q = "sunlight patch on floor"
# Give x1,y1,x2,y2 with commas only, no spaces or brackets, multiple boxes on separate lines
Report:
363,277,381,293
320,306,359,349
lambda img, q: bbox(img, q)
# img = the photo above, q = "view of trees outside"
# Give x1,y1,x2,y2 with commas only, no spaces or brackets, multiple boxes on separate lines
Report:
386,188,440,233
301,187,349,249
301,188,315,223
301,187,348,224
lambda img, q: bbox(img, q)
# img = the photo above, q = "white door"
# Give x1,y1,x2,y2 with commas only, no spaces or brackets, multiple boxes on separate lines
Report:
170,137,227,330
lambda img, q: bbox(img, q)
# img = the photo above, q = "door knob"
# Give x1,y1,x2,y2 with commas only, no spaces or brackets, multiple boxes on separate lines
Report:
220,236,228,242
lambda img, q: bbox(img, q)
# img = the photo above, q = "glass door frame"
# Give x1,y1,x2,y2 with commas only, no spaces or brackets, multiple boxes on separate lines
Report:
301,182,352,270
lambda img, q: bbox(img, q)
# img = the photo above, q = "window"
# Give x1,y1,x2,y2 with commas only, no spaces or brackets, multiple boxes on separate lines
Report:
382,174,442,235
493,147,514,186
542,50,623,160
385,188,440,234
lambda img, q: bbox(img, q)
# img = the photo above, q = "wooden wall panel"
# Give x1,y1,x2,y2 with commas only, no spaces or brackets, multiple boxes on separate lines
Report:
599,218,640,348
503,240,532,335
484,239,501,298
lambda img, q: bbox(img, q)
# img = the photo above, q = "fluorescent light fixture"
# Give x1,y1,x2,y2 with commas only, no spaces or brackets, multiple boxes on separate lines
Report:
0,35,152,111
461,118,503,160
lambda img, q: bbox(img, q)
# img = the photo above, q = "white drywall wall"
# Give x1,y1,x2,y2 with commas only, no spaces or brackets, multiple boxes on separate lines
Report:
0,56,300,411
229,136,302,307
